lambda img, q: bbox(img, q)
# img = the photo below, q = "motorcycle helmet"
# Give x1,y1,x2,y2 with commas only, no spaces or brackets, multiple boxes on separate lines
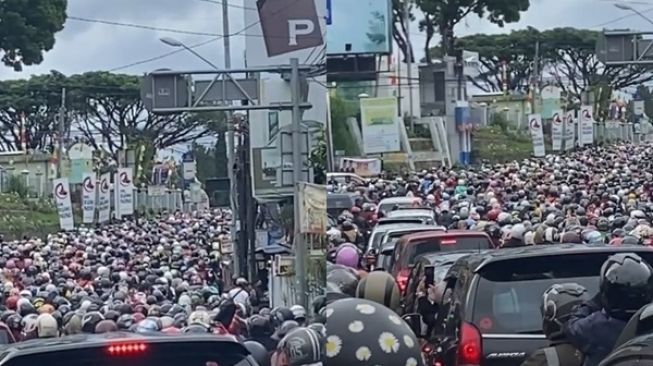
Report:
541,283,590,340
600,253,653,320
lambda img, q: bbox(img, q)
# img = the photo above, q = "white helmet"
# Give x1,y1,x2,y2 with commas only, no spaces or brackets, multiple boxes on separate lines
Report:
290,305,307,320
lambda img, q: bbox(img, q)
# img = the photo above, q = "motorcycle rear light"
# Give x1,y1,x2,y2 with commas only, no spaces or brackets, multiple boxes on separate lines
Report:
107,343,147,355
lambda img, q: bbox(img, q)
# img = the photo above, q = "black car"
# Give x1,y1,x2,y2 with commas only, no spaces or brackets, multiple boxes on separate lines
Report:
0,332,257,366
405,244,653,366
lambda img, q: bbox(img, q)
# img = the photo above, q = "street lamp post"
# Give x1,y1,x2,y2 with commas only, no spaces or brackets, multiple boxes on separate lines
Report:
160,37,243,279
614,3,653,26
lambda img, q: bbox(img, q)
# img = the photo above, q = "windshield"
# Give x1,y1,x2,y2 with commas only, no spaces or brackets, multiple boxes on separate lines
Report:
472,252,653,335
406,237,491,266
369,229,391,251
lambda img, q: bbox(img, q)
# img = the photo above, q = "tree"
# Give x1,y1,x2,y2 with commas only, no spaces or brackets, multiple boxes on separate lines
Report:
68,72,222,168
0,71,68,151
544,28,653,113
0,0,67,71
391,0,416,63
454,27,540,93
417,0,530,63
192,119,228,183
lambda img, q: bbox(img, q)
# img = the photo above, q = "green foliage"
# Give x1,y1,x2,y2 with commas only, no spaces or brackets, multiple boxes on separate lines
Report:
309,129,327,184
472,126,531,163
416,0,530,61
0,0,67,70
449,27,653,110
489,112,509,133
6,175,28,199
0,72,220,177
329,96,360,156
0,193,58,240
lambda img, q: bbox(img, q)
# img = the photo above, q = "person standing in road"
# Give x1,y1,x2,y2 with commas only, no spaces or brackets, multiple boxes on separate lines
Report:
228,277,251,310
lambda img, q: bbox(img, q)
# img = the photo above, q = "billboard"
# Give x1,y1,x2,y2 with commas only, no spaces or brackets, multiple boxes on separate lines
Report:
244,0,326,67
360,97,400,154
327,0,392,55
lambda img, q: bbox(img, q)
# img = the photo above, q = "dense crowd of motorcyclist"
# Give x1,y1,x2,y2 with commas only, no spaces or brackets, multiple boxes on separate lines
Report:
325,143,653,366
0,210,326,366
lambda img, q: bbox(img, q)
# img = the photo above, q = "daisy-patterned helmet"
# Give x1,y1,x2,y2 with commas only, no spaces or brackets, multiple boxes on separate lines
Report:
325,298,424,366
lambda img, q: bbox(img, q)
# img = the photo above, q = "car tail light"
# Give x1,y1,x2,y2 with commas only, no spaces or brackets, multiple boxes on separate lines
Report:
107,343,148,355
440,238,456,245
457,321,481,365
396,269,410,293
422,344,433,354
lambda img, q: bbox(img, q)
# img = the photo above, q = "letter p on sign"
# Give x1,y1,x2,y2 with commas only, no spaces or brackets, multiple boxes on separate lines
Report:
288,19,315,46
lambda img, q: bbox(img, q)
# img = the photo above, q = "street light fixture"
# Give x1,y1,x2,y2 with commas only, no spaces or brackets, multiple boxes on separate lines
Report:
614,3,653,26
159,37,220,70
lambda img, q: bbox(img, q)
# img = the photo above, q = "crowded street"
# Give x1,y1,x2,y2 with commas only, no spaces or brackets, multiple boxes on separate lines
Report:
326,143,653,366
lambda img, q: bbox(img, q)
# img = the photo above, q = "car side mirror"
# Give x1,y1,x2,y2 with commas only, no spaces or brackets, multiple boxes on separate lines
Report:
402,313,424,337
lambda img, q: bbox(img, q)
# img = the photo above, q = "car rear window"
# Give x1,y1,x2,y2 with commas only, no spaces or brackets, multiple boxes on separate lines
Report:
406,237,491,265
379,202,414,213
0,341,253,366
472,252,653,335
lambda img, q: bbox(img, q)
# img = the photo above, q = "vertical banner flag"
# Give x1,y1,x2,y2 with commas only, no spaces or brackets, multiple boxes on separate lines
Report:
117,167,135,216
97,173,111,223
564,110,575,151
528,114,546,157
580,105,594,146
551,109,564,151
81,172,97,224
52,178,74,231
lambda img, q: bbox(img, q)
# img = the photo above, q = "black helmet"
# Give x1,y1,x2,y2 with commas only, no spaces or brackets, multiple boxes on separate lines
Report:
270,307,294,329
325,298,423,365
278,327,324,366
81,312,105,333
355,271,401,312
247,315,273,337
541,283,590,340
600,253,653,320
271,320,299,341
116,314,134,330
243,341,270,366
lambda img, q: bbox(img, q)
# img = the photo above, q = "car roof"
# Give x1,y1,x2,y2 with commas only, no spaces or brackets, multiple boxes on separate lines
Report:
418,251,479,265
453,244,653,274
399,229,490,243
379,197,420,205
371,223,424,233
383,225,443,235
386,209,434,218
0,332,243,358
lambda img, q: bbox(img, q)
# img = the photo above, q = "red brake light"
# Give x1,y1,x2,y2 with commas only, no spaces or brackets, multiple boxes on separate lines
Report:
440,238,456,245
396,269,410,293
458,321,481,365
422,344,433,354
107,343,148,355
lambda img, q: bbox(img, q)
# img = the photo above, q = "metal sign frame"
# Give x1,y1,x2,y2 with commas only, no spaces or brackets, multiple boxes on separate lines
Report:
597,29,653,65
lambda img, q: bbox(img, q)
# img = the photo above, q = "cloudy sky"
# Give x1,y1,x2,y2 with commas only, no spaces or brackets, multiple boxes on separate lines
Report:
3,0,653,81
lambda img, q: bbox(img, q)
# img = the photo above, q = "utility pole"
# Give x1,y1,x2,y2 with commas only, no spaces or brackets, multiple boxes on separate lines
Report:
290,58,308,309
403,0,415,131
222,0,241,279
57,88,66,178
532,40,540,113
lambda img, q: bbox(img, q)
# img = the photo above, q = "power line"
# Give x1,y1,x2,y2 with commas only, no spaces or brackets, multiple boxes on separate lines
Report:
590,6,653,28
107,0,318,72
195,0,257,10
67,16,220,37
